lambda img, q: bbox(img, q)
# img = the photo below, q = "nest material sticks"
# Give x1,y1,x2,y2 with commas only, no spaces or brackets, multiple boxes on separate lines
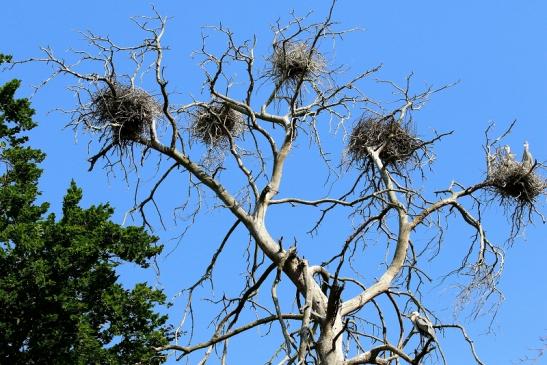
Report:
488,151,545,204
348,115,422,168
192,103,244,147
269,41,326,87
90,83,161,147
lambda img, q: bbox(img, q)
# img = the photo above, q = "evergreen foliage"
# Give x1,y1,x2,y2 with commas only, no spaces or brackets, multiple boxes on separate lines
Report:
0,54,170,365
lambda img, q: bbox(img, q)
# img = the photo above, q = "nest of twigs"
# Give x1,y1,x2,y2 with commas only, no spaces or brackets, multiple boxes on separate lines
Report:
488,151,545,204
191,102,244,147
347,115,422,168
269,41,326,86
89,83,161,146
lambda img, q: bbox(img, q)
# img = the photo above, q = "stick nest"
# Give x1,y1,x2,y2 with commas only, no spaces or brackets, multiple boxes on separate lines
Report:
348,115,422,168
90,84,161,146
191,102,245,147
269,41,326,86
488,151,546,204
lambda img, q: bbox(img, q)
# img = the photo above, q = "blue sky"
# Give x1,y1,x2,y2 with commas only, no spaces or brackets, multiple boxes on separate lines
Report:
2,1,546,364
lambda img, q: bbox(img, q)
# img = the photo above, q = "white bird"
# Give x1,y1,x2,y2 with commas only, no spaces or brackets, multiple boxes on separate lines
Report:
522,141,534,168
409,311,436,341
504,145,515,160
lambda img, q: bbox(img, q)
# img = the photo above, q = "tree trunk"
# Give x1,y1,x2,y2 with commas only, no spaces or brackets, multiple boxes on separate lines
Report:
317,314,345,365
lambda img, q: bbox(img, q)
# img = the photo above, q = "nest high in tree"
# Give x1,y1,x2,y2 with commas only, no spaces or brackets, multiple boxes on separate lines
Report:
192,102,244,147
488,150,546,205
89,83,161,147
348,115,422,169
269,41,326,88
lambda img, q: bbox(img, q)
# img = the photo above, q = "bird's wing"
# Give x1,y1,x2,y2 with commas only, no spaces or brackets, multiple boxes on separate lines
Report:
522,149,533,167
415,317,436,339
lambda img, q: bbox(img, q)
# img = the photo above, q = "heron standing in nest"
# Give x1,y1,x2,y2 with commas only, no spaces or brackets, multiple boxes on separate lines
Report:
504,145,515,160
522,141,534,168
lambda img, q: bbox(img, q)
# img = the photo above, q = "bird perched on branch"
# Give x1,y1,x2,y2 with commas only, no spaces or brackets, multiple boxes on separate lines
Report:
521,141,534,168
409,311,436,342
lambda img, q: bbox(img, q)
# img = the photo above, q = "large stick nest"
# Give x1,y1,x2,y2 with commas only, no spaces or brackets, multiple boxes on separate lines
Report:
347,115,422,168
268,41,326,87
488,151,546,205
89,83,162,147
191,102,245,147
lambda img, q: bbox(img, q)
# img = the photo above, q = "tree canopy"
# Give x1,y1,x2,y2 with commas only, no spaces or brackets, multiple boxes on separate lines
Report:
0,54,170,364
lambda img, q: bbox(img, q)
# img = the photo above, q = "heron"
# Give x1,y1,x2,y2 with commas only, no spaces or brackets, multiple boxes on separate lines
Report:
410,311,436,342
504,145,515,160
522,141,534,168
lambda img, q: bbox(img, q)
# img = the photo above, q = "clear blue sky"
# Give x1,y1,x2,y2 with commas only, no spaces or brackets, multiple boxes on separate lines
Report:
2,1,546,364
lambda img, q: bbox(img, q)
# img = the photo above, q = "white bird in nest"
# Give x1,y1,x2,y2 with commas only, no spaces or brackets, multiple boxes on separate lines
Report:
503,145,515,160
521,141,534,168
409,311,436,342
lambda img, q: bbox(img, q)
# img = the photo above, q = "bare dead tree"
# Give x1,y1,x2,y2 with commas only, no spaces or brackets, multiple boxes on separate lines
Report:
21,2,546,364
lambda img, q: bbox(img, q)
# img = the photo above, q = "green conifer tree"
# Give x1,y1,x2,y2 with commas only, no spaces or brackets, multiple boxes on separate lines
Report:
0,54,170,365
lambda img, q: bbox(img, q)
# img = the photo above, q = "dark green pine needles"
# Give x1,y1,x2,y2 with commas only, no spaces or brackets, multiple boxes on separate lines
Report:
0,54,170,365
